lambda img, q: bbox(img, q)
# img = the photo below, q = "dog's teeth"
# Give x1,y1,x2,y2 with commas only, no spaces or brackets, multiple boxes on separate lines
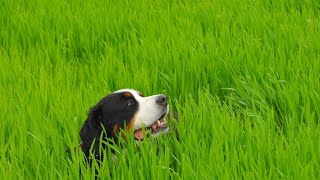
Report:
157,120,161,125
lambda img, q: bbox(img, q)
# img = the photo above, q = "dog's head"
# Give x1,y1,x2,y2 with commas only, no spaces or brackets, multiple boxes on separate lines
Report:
79,89,169,157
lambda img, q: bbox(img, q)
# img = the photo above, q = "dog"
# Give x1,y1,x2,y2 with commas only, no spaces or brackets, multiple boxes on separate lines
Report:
79,89,171,161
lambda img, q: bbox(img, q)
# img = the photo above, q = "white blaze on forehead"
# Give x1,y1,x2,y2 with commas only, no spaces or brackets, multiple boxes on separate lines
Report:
113,89,141,98
114,89,143,100
113,89,169,131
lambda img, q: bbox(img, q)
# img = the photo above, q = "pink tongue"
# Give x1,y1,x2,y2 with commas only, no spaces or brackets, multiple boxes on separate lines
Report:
134,122,159,140
134,129,144,140
151,124,157,130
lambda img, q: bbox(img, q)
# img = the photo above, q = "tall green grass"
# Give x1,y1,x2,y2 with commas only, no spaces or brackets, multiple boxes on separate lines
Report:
1,0,319,179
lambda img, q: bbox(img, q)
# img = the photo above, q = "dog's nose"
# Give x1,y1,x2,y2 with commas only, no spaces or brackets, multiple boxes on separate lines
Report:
156,94,168,106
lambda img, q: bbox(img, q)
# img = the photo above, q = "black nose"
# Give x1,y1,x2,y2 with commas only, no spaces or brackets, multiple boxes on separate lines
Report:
156,94,168,106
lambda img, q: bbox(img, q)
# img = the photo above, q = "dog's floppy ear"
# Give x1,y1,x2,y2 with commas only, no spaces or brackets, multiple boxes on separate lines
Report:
80,104,102,158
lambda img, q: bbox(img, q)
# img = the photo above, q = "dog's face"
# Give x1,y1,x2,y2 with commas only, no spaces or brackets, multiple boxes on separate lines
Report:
114,89,169,131
79,89,169,157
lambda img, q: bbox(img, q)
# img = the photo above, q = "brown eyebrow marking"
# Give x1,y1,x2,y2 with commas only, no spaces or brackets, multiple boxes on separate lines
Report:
113,124,119,132
123,92,133,97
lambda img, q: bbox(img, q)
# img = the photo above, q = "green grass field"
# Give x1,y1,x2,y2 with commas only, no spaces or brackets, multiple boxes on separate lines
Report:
1,0,320,179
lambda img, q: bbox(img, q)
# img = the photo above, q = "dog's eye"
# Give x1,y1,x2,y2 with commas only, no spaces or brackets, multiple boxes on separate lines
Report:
127,100,135,106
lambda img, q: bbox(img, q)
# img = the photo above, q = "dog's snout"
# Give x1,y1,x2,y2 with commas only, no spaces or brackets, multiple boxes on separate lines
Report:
156,94,168,106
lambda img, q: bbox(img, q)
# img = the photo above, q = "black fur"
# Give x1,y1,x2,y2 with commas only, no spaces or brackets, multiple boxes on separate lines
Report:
79,92,139,159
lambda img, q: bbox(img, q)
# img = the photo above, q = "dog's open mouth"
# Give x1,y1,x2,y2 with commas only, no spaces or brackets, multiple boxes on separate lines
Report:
134,118,169,140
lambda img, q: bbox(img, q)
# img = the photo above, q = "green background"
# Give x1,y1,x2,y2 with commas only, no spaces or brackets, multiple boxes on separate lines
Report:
1,0,319,179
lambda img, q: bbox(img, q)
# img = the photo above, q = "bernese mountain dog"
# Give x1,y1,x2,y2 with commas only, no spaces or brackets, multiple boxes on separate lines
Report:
79,89,170,160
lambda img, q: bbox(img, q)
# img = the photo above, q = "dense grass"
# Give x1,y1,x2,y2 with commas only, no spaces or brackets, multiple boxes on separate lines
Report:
1,0,320,179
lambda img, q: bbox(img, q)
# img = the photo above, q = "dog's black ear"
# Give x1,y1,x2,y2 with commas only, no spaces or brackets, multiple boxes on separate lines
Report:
80,105,102,158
